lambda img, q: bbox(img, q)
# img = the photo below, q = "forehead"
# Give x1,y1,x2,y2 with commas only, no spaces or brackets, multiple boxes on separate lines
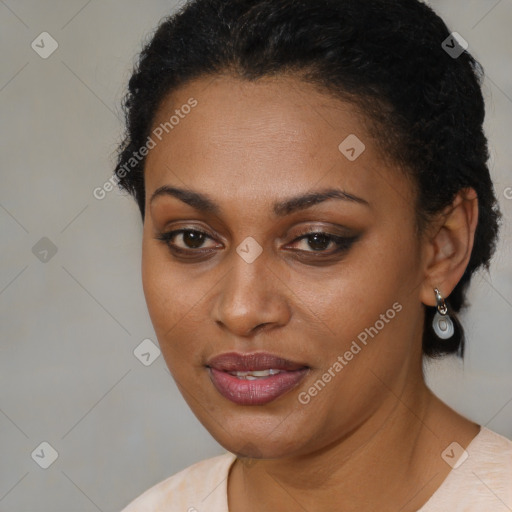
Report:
144,74,413,216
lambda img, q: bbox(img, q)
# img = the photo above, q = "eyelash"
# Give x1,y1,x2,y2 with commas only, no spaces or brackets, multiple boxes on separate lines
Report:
155,228,358,259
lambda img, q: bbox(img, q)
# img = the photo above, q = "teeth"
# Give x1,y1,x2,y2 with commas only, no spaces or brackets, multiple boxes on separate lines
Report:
229,369,282,378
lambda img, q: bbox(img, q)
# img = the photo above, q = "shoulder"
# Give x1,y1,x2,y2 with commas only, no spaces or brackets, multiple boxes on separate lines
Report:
120,452,237,512
465,426,512,482
421,427,512,511
472,426,512,456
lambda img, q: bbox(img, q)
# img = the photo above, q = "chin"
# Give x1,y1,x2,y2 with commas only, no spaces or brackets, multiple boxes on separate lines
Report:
194,403,316,459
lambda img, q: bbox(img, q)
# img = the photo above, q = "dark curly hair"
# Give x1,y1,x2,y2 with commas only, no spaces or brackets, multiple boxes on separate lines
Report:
113,0,502,359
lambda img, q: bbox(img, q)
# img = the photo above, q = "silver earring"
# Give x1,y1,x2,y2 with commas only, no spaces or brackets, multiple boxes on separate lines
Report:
432,288,454,339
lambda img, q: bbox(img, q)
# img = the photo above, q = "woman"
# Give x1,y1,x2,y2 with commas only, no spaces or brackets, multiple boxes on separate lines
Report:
117,0,512,510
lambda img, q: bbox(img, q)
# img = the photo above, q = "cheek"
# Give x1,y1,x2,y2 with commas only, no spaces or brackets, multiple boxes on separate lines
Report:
141,237,214,368
321,232,415,325
304,229,420,381
141,242,171,330
141,239,184,342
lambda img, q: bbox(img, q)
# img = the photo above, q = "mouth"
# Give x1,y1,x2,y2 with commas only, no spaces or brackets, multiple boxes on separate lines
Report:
206,352,310,406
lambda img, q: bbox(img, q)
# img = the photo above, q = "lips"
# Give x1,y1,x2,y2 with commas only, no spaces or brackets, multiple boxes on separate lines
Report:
206,352,309,405
207,352,307,372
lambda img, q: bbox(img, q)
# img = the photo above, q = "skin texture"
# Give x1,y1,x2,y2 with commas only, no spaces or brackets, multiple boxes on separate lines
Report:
141,75,480,511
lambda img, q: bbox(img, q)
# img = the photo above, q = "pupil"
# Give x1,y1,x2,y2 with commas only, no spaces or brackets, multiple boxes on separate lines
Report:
308,233,329,251
184,231,204,248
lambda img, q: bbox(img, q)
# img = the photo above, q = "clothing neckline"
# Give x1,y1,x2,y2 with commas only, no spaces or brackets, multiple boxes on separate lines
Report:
416,424,485,510
222,425,487,511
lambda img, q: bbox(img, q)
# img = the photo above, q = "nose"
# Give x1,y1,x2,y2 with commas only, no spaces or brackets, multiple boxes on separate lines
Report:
211,248,291,338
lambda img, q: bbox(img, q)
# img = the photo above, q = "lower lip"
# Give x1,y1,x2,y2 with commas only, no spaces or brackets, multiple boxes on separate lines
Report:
208,367,309,405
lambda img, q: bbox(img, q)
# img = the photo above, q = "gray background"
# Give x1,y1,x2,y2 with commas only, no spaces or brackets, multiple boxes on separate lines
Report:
0,1,511,510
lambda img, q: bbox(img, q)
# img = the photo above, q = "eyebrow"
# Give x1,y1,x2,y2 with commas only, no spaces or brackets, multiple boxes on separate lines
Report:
150,185,369,217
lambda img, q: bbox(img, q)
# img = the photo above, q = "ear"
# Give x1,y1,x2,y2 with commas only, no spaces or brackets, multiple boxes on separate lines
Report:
419,188,479,307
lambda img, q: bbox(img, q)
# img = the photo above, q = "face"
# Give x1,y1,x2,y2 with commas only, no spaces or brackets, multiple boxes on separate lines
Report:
142,75,428,458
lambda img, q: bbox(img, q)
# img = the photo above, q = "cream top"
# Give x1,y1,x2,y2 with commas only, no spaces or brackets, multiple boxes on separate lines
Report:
121,426,512,511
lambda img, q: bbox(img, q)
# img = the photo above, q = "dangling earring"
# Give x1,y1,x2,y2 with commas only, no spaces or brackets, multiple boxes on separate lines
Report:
432,288,454,339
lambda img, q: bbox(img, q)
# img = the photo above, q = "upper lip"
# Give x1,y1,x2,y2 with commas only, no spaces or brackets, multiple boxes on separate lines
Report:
206,352,309,372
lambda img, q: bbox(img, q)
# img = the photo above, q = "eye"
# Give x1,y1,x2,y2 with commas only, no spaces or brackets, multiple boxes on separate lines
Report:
155,227,359,259
155,228,219,255
287,230,359,255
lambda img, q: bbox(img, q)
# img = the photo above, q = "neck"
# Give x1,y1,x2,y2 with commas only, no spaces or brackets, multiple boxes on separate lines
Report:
228,361,464,512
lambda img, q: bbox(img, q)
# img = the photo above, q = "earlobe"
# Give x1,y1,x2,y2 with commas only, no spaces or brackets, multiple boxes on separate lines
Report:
419,188,479,306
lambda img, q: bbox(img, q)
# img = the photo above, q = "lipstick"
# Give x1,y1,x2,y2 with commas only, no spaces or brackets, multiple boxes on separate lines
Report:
206,352,309,405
